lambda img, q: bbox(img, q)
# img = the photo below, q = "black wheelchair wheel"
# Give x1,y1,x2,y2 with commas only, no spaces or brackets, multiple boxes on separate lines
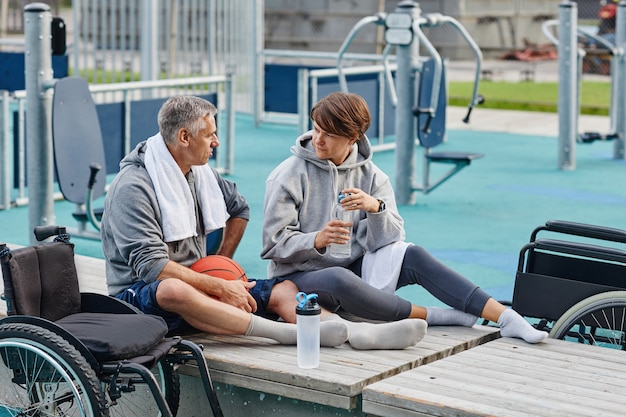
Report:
549,291,626,350
104,360,180,417
0,322,108,416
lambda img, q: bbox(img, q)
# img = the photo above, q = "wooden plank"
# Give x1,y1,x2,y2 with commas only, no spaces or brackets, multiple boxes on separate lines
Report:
187,326,499,409
184,367,360,410
363,337,626,417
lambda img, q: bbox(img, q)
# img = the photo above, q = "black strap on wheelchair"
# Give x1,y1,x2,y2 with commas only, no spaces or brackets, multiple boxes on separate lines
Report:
54,233,71,244
0,244,16,316
0,245,11,259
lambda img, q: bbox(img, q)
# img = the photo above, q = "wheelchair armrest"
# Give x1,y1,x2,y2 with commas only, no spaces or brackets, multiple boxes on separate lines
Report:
80,293,142,314
531,220,626,244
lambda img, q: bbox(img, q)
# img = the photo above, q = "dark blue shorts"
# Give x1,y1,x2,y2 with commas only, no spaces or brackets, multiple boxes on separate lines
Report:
248,277,287,321
117,277,287,330
115,280,195,335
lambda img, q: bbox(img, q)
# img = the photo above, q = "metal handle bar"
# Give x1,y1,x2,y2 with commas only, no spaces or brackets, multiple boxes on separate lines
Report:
411,17,442,129
336,14,386,92
382,43,398,106
542,19,621,57
427,14,483,123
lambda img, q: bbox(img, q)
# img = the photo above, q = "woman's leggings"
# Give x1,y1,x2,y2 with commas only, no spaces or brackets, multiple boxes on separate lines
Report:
289,245,491,321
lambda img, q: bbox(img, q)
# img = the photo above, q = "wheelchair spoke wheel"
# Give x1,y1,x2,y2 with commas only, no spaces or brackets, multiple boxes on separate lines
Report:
104,360,180,417
0,322,108,416
549,291,626,350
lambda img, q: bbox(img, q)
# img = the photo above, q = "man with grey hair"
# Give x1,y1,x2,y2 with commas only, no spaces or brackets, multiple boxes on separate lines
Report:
101,96,348,346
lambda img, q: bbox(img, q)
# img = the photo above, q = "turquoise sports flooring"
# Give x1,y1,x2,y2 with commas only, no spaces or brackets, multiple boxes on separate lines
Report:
2,112,625,308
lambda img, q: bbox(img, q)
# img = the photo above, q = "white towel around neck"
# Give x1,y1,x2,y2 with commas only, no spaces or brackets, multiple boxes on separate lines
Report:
143,132,227,242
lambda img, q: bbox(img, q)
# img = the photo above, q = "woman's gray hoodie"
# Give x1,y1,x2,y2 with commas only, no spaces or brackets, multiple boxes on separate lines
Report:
261,131,405,279
101,140,249,296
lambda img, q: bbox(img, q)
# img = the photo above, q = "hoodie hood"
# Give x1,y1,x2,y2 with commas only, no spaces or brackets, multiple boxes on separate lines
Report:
291,130,373,196
119,140,149,171
291,130,373,170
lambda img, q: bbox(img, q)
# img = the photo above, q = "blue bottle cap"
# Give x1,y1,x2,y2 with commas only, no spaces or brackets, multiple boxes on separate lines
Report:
296,292,321,315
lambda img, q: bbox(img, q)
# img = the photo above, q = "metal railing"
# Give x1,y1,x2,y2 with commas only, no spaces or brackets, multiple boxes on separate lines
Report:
0,74,234,211
258,49,397,146
296,64,397,150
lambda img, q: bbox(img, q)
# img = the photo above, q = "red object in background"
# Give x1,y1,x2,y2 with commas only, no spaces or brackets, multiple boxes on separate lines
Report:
599,3,617,20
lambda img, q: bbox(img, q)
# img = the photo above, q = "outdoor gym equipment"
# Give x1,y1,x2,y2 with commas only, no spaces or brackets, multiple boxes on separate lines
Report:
335,0,484,204
542,1,626,170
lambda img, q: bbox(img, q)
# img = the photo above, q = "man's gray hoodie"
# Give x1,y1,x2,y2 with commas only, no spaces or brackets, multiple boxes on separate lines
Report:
101,140,249,296
261,131,405,279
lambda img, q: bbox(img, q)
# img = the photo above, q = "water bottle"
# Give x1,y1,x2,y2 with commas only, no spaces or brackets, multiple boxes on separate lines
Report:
329,193,354,258
296,292,321,369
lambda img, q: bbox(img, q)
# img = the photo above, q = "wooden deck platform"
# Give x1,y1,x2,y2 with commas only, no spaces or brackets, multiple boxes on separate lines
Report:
185,326,499,410
362,337,626,417
2,245,625,416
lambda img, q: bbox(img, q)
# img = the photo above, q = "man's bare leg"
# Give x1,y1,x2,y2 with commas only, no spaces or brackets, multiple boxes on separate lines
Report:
156,278,347,346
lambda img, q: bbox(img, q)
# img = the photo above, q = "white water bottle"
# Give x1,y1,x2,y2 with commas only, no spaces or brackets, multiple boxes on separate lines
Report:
329,193,354,258
296,292,321,369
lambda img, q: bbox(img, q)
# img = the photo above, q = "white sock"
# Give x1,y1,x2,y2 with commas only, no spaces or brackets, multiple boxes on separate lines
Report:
323,314,427,350
245,314,348,347
498,309,548,344
426,307,478,327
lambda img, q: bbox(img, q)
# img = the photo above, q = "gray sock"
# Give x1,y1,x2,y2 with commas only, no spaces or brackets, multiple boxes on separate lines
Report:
498,309,548,344
246,314,348,346
324,314,427,350
426,307,478,327
320,321,349,347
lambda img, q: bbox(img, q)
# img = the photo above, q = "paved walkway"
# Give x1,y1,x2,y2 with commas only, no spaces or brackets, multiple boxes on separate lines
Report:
447,106,611,138
445,58,612,137
261,54,610,137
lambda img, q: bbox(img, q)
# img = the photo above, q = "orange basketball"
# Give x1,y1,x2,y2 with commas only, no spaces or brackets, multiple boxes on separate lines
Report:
190,255,249,286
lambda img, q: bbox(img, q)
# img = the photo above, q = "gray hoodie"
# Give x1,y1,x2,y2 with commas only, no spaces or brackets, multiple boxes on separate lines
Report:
261,131,405,278
101,140,249,296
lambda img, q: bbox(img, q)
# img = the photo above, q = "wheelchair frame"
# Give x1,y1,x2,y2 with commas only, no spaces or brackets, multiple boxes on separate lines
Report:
0,226,224,417
509,220,626,349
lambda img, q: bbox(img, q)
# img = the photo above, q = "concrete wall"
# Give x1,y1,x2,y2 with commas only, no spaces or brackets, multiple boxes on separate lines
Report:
265,0,563,59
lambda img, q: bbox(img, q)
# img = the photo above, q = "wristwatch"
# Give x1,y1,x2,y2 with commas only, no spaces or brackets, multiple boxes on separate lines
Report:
377,199,386,212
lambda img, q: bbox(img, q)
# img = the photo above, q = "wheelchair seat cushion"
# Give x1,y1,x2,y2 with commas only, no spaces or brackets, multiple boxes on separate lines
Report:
56,312,168,362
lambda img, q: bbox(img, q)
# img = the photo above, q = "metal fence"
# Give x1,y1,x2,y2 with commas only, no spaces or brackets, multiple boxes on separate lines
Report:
0,74,234,211
0,0,619,212
68,0,259,112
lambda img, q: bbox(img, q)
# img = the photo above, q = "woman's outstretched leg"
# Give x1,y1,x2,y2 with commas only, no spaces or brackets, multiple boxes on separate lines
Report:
481,298,547,344
398,245,547,343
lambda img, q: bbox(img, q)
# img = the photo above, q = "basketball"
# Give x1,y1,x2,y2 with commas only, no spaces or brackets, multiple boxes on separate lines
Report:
190,255,249,286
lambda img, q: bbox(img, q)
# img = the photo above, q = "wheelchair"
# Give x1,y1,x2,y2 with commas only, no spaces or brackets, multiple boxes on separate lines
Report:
494,220,626,350
0,226,224,416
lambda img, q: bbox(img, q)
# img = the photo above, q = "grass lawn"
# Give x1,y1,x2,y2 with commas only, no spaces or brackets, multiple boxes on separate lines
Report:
449,81,612,116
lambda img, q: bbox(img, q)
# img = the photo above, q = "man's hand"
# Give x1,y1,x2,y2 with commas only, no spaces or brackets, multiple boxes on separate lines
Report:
159,260,257,312
213,279,257,313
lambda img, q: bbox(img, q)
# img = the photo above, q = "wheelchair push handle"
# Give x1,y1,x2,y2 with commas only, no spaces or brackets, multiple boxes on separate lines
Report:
34,225,67,242
532,220,626,244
